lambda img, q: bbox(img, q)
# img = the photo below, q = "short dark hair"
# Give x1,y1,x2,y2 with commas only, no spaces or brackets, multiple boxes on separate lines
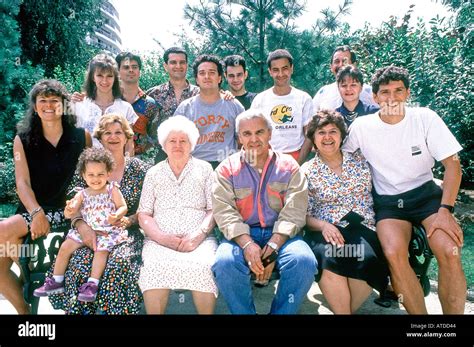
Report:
371,66,410,94
77,147,115,175
223,55,247,72
336,65,364,85
115,51,142,70
192,54,224,86
267,49,293,68
163,47,188,63
83,53,122,99
331,45,356,64
306,110,348,147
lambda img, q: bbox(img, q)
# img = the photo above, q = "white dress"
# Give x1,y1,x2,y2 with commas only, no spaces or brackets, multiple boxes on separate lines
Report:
137,157,218,296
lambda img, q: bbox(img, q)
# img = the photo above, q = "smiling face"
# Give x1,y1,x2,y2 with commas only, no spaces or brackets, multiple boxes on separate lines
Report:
196,61,222,91
374,80,410,117
164,131,192,160
82,161,110,191
338,76,363,104
268,58,293,88
164,53,188,81
226,65,248,95
330,50,352,76
99,122,128,153
34,94,64,122
119,58,140,85
93,68,115,94
313,123,342,157
238,117,272,160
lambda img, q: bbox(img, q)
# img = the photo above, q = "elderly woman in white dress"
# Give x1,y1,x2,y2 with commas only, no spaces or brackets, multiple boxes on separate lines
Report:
137,115,218,314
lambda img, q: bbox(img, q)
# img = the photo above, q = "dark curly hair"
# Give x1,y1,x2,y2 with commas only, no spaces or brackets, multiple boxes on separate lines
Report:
77,147,115,176
192,54,224,87
371,65,410,94
306,110,348,148
16,79,76,146
83,53,122,100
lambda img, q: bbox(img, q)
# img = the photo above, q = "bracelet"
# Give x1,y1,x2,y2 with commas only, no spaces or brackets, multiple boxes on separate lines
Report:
29,206,43,219
71,217,84,229
242,240,254,251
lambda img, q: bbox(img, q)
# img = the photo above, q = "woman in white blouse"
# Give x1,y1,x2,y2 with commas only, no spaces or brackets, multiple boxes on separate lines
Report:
137,115,218,314
73,53,137,153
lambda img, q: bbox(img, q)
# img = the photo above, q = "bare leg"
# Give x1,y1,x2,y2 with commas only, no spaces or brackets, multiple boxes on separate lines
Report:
143,289,171,314
347,278,373,313
318,270,351,314
191,290,216,314
422,214,466,314
90,250,109,280
377,219,427,314
0,215,30,314
53,238,84,276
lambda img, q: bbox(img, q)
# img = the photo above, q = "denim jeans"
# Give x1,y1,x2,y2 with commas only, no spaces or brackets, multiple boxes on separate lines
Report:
212,227,317,314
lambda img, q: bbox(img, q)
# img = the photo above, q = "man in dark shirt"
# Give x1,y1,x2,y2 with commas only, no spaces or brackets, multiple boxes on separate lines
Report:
223,55,256,110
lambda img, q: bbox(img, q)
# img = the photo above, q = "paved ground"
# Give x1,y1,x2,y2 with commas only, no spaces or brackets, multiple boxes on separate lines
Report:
1,268,473,314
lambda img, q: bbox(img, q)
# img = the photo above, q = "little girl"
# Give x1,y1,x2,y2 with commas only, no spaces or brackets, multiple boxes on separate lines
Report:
34,147,128,302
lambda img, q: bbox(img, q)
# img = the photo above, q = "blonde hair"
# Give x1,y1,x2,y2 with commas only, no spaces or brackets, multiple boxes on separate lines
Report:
93,113,134,140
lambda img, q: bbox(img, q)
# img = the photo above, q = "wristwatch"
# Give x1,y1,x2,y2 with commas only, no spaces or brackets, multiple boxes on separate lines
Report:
267,241,279,254
440,204,455,213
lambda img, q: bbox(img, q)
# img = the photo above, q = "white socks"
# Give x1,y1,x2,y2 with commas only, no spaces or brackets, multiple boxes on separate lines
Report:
87,278,99,285
53,275,64,283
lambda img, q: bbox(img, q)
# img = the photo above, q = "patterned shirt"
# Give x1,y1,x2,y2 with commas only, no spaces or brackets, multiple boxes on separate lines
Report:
301,150,376,230
146,80,200,137
130,88,160,155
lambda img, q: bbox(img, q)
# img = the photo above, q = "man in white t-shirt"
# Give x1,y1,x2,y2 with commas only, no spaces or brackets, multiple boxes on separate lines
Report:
313,45,377,112
251,49,313,165
343,66,466,314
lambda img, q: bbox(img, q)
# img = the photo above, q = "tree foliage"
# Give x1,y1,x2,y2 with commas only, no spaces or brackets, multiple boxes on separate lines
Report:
17,0,104,76
184,0,352,91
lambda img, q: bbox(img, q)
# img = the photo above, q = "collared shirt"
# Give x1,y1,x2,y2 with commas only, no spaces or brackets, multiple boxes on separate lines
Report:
301,150,376,231
313,82,377,112
146,80,200,136
336,100,379,127
130,88,160,155
212,150,308,240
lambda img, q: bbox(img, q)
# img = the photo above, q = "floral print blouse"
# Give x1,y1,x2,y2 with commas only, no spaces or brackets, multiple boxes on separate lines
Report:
301,150,376,231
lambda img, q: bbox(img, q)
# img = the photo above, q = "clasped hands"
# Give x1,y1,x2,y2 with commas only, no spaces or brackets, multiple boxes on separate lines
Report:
244,242,277,283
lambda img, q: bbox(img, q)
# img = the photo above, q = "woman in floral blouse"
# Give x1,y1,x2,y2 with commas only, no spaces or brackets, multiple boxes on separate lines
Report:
302,110,388,314
48,114,151,314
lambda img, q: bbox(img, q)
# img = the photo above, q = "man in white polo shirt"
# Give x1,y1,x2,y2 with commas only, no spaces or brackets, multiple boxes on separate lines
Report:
343,66,466,314
251,49,313,165
313,45,377,112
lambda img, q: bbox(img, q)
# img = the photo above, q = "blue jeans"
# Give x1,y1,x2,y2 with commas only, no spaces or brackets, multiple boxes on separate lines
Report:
212,227,317,314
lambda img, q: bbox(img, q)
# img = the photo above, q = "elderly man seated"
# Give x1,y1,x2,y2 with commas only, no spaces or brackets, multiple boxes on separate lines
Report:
211,109,317,314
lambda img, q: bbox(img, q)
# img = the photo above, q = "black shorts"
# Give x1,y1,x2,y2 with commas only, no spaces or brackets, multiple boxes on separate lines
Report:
373,180,442,225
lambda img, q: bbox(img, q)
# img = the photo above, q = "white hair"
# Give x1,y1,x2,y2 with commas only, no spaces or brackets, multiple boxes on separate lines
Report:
157,115,200,151
235,109,272,133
